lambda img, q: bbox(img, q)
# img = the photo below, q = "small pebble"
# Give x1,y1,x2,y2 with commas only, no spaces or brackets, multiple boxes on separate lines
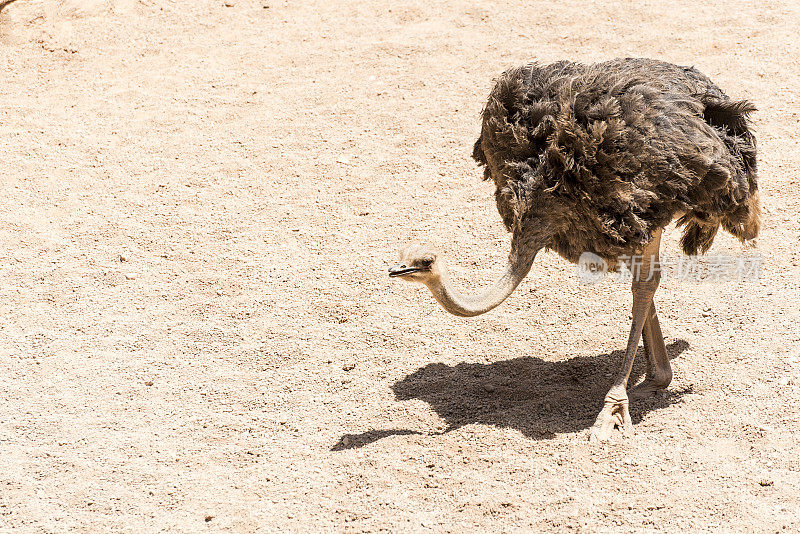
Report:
124,273,138,280
205,515,214,522
483,383,496,393
119,254,128,262
759,479,774,487
342,363,355,371
144,380,154,386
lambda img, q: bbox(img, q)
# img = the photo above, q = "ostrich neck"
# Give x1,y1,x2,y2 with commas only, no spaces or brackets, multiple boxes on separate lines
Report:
423,253,535,317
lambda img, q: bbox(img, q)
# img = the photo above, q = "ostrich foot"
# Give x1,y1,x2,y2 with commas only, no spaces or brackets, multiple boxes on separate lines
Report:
589,394,632,442
630,378,670,399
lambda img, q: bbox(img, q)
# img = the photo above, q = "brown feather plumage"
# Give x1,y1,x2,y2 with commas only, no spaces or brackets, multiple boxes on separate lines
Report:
473,58,760,263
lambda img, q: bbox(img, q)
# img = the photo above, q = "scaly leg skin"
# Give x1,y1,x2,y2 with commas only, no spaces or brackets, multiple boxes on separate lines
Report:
630,302,672,399
590,384,633,441
590,229,662,442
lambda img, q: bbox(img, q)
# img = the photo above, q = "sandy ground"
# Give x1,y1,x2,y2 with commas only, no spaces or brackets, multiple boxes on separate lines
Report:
1,0,799,531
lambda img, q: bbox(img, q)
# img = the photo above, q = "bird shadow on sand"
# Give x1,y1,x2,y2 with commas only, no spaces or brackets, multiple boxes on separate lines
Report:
332,340,691,450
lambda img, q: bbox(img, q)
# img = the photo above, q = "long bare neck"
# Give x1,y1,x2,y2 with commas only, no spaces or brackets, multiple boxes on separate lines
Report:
422,253,535,317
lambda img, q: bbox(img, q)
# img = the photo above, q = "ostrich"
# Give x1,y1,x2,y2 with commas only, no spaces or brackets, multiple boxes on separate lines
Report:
388,58,759,441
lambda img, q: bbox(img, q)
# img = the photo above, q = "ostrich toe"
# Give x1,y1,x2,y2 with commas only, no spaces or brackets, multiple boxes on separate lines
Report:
589,396,633,441
630,378,670,399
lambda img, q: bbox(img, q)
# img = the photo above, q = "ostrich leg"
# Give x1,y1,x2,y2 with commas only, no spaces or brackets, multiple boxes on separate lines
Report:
590,229,662,441
631,302,672,398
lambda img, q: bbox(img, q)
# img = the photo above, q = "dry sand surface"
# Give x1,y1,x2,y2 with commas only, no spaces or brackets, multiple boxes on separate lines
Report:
1,0,799,531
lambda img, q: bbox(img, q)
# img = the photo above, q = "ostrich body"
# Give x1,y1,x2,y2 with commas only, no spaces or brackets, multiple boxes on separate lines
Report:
389,58,760,441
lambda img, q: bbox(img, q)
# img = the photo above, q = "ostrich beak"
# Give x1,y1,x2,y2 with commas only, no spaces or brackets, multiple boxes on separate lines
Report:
388,264,420,277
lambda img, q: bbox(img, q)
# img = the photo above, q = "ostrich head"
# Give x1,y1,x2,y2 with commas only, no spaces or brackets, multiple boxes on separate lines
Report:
388,244,441,284
388,242,535,317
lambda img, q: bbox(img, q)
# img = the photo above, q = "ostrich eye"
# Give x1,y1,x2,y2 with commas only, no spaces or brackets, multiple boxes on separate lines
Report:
419,258,434,267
